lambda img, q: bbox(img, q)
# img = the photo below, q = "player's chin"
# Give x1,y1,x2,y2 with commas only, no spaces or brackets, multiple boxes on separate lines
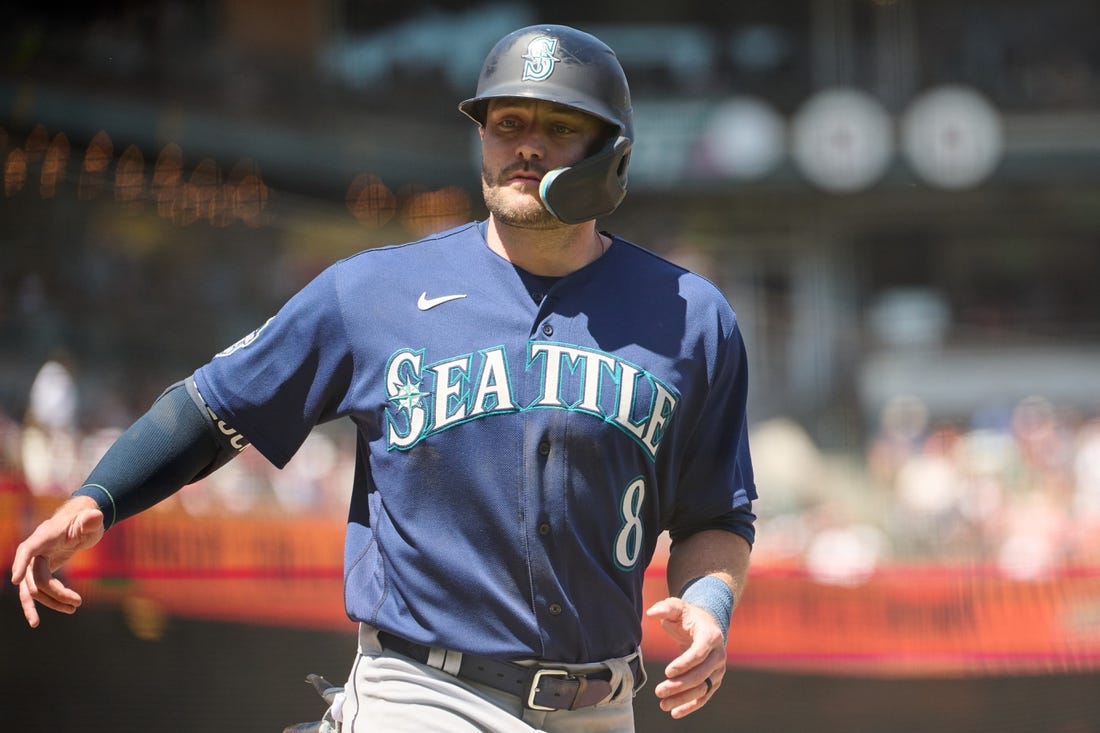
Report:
485,189,558,228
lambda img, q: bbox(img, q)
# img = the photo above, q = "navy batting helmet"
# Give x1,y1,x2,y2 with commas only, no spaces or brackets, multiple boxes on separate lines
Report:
459,25,633,224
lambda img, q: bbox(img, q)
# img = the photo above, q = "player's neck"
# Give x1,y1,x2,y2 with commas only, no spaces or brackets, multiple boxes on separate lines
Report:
485,217,609,277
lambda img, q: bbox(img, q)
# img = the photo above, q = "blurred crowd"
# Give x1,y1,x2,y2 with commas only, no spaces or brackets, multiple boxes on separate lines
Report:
749,393,1100,581
1,356,357,521
5,355,1100,582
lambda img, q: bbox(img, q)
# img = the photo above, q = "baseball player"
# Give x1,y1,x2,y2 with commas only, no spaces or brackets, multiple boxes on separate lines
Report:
12,24,756,732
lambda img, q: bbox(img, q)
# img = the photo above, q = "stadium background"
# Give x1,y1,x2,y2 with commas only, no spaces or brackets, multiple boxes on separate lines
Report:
3,1,1100,730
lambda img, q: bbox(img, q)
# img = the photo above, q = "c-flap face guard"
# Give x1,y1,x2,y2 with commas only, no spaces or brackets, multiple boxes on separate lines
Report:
539,136,632,224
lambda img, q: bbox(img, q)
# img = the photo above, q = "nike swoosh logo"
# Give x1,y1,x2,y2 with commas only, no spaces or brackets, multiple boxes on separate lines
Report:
417,292,467,311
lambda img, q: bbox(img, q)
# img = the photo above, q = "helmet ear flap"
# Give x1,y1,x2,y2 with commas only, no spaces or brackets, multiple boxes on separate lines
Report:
539,136,632,224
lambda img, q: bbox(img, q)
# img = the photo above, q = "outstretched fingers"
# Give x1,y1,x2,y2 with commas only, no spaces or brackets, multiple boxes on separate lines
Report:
19,556,83,627
671,661,724,718
11,500,103,627
646,596,728,718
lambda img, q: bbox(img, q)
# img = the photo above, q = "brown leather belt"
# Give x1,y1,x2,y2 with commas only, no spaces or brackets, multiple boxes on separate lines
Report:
378,631,640,711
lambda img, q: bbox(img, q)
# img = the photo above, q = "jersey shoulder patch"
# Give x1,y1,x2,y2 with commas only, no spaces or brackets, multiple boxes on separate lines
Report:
215,317,274,358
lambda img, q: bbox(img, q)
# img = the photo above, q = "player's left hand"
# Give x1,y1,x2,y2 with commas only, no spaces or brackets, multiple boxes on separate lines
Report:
645,596,727,719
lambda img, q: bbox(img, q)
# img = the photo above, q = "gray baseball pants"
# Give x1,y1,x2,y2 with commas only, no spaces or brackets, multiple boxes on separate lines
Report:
339,624,642,732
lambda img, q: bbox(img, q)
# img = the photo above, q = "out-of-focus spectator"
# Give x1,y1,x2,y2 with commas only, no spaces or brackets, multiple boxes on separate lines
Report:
21,355,81,496
804,522,889,586
25,357,77,431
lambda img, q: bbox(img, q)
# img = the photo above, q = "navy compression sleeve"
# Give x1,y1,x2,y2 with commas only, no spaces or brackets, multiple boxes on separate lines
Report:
71,378,246,529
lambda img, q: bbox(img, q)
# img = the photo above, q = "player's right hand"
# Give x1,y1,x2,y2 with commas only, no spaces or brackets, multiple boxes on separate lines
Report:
10,496,105,628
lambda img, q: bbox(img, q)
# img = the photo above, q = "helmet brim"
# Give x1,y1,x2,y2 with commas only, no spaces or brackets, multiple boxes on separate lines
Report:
458,90,623,135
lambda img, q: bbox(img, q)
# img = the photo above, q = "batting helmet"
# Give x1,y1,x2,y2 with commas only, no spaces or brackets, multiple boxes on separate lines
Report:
459,25,634,224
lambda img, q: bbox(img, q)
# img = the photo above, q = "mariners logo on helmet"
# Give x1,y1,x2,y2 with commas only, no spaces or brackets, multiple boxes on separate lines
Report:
521,36,560,82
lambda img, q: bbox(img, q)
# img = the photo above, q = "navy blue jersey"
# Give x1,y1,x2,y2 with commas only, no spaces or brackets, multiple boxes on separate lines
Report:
194,222,755,662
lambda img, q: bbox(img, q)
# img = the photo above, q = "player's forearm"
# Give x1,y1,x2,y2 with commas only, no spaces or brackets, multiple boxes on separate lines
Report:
666,529,751,612
71,378,244,529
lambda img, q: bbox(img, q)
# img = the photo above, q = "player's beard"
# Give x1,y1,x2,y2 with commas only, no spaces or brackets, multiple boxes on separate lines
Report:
481,162,560,230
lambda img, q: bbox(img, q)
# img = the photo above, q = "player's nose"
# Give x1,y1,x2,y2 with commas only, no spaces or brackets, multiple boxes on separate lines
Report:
514,127,546,161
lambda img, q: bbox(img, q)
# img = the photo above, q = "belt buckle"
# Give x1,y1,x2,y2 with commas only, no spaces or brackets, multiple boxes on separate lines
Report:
526,668,571,711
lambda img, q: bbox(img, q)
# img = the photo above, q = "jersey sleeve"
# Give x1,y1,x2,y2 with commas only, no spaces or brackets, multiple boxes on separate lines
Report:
666,316,757,545
193,264,355,468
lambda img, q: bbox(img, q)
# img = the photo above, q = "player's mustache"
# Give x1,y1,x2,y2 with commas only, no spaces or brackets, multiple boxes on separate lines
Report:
498,162,549,184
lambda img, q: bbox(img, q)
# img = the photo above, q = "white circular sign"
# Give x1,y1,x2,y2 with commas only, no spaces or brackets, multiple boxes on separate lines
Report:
902,86,1003,189
700,96,785,180
792,88,893,192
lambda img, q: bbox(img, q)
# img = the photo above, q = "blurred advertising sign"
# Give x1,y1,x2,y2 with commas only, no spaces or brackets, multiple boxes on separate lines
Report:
644,563,1100,676
6,499,1091,676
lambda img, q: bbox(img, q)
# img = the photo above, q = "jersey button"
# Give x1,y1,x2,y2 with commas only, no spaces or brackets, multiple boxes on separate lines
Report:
541,323,553,337
548,602,563,616
538,522,551,536
538,441,551,456
531,291,544,302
